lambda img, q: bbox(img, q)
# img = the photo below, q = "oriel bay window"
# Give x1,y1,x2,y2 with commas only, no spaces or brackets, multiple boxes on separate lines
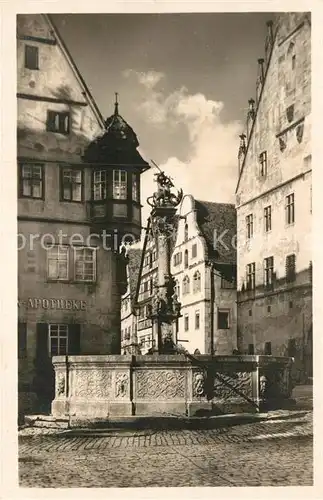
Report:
93,170,107,200
113,170,127,199
20,164,44,199
61,168,83,202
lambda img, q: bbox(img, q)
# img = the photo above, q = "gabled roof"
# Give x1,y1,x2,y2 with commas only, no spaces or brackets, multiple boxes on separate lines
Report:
195,200,236,265
45,14,105,128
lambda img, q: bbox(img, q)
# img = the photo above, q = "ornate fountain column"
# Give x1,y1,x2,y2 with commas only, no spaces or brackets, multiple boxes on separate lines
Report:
147,170,183,353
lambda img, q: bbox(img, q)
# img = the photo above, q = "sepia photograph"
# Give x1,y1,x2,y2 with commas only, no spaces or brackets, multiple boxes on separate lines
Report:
15,10,313,489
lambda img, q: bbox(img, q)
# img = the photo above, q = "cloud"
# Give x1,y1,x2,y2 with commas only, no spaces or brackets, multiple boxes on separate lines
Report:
123,70,241,229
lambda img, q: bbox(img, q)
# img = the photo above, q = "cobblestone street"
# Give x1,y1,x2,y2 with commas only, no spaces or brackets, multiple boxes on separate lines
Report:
19,409,313,487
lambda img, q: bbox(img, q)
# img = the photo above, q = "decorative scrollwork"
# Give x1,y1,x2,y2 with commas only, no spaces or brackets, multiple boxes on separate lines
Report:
193,371,205,397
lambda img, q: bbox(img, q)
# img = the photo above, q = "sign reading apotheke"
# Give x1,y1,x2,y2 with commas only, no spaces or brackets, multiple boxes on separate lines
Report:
18,298,87,310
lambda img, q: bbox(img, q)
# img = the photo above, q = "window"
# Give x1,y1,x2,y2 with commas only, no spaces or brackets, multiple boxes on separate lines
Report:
195,310,200,330
173,252,182,266
47,111,70,135
183,275,190,295
175,280,180,297
286,254,296,282
20,164,43,199
264,205,272,232
193,271,201,293
246,214,253,239
132,173,139,201
192,244,197,258
48,324,68,356
47,246,69,280
184,314,189,331
264,256,274,288
285,193,295,224
292,54,296,70
74,247,96,282
259,151,267,177
61,168,82,202
218,310,230,329
248,343,255,355
246,263,256,290
264,341,272,355
184,249,188,269
25,45,38,70
93,170,107,200
184,223,188,242
113,170,127,199
221,276,235,289
18,322,27,359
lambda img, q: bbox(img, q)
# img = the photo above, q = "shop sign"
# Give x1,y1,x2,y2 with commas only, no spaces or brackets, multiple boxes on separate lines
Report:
18,298,86,310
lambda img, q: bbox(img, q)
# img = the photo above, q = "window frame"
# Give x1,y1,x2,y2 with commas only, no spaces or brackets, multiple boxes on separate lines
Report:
47,245,69,282
286,253,296,283
264,205,272,232
259,151,267,177
192,243,197,259
285,193,295,225
73,246,97,283
46,110,70,135
19,163,44,199
183,275,190,295
193,271,201,293
246,262,256,290
113,169,127,200
48,324,69,356
184,314,189,332
184,249,189,269
217,309,230,330
246,214,254,239
264,256,274,288
93,170,108,201
195,310,200,330
60,167,83,203
132,173,139,202
24,44,39,70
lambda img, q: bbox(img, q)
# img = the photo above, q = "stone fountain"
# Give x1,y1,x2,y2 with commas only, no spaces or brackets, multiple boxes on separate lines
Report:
51,170,295,425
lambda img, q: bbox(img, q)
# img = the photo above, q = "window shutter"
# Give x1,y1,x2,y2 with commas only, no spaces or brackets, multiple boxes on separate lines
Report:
18,322,27,358
36,323,49,361
68,324,81,355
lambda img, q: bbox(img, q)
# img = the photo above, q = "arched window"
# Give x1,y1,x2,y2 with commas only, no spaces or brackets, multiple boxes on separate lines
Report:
193,271,201,293
184,223,188,242
184,249,188,269
183,275,190,295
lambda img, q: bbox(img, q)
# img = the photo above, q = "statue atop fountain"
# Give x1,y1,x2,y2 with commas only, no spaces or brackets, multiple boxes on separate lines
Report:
146,166,183,354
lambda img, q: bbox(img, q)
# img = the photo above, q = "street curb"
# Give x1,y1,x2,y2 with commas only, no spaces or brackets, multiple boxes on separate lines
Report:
64,409,311,434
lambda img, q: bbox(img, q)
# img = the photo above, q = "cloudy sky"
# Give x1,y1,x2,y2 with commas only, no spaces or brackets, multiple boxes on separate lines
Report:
52,13,274,222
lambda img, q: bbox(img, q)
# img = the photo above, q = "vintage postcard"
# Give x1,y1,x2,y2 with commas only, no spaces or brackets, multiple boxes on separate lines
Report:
1,0,322,498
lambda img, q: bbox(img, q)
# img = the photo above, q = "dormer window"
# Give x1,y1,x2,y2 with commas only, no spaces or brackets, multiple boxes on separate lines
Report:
113,170,127,199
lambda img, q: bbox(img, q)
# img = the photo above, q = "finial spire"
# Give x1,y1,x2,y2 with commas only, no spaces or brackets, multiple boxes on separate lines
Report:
114,92,119,115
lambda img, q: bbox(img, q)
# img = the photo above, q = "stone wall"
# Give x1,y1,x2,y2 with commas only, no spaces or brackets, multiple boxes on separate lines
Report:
51,354,294,422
